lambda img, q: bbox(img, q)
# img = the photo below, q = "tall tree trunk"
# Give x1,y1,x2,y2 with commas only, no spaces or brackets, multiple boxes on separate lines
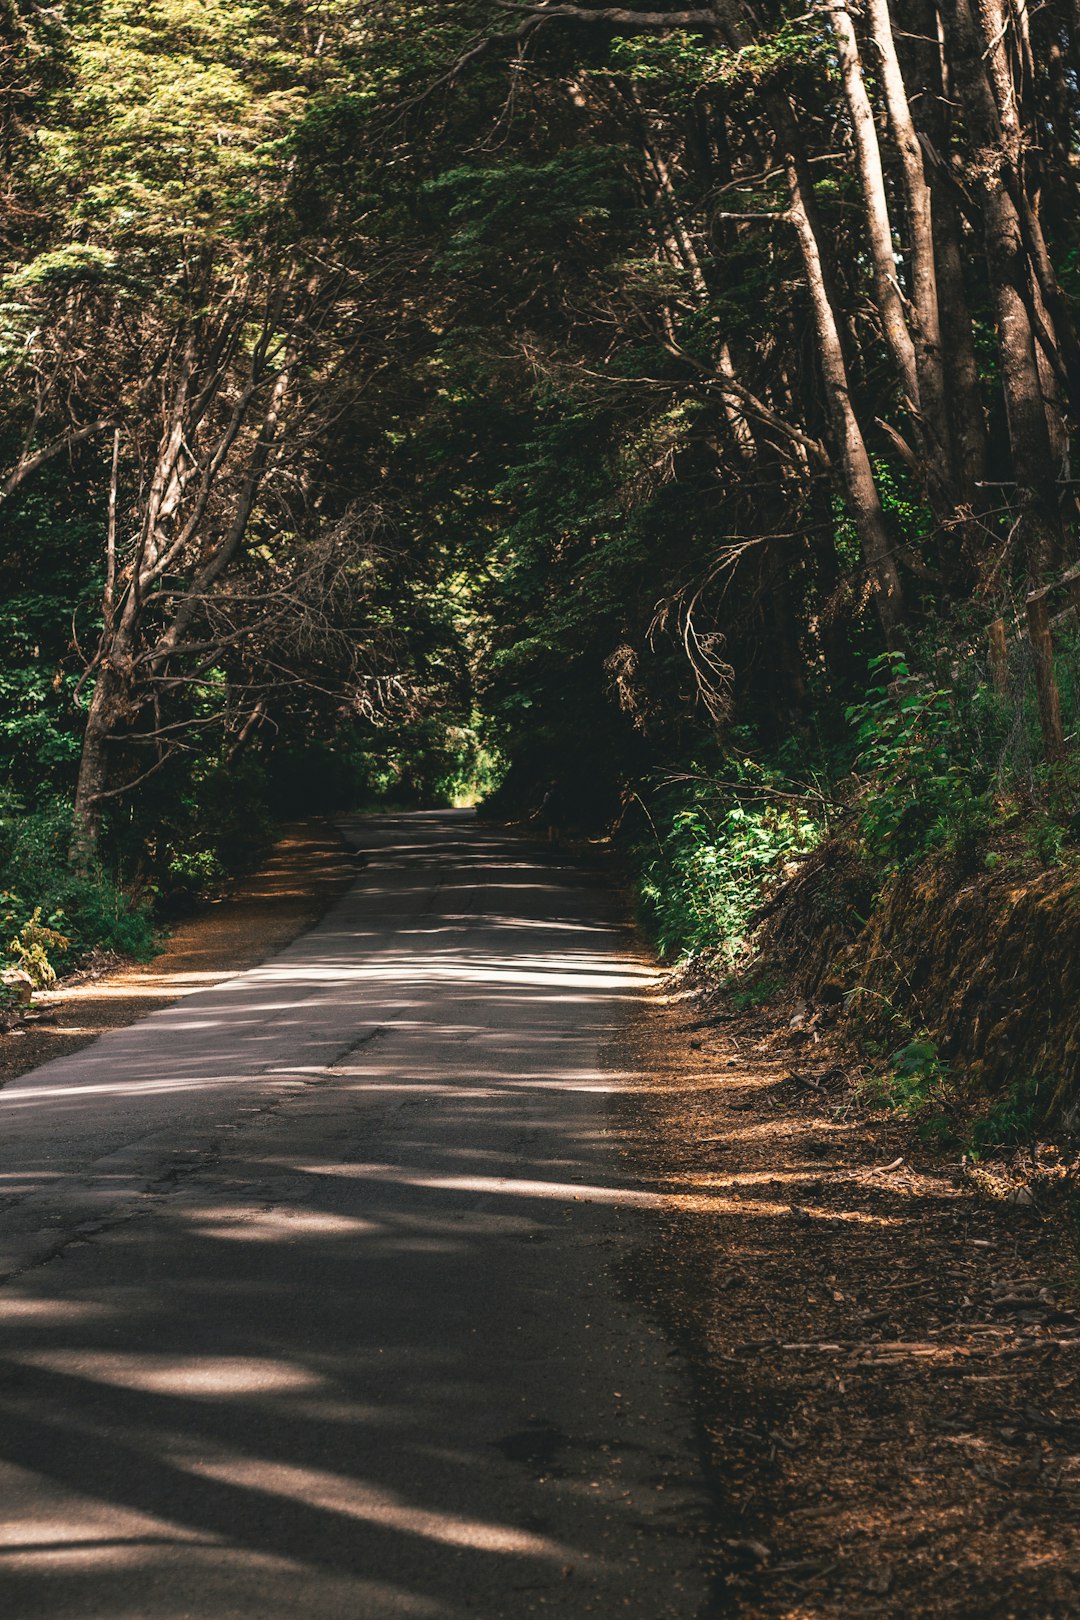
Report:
943,0,1066,574
705,0,907,636
864,0,957,504
976,0,1080,412
783,147,906,643
69,663,129,868
828,1,919,408
930,178,990,502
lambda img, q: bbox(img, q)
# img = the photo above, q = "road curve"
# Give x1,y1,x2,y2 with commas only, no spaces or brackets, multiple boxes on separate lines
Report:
0,811,711,1619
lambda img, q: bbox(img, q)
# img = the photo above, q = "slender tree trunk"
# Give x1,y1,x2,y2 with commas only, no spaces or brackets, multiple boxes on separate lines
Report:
910,0,989,500
828,0,919,408
976,0,1080,411
69,663,128,868
783,148,905,643
636,107,757,460
865,0,956,498
943,0,1065,573
930,183,987,483
711,0,906,637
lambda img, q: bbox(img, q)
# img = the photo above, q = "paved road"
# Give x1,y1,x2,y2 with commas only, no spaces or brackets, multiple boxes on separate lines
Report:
0,812,711,1619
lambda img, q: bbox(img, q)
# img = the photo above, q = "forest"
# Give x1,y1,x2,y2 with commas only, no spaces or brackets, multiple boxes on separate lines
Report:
4,6,1080,1614
2,0,1079,1120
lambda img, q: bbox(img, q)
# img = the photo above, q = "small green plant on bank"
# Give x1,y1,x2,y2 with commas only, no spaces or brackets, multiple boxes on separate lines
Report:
0,798,155,968
966,1075,1048,1157
7,907,71,988
859,1035,956,1143
1024,813,1069,867
728,970,785,1010
888,1037,952,1108
846,654,991,868
637,769,822,962
864,1043,1054,1158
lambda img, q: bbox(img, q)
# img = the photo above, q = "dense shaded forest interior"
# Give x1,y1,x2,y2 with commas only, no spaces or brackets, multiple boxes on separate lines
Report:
2,0,1079,1125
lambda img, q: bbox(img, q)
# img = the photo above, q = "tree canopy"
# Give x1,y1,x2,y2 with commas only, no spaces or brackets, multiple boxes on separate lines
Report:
2,0,1079,957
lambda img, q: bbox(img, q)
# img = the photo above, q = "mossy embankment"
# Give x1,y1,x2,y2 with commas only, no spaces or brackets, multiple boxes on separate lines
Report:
755,836,1080,1134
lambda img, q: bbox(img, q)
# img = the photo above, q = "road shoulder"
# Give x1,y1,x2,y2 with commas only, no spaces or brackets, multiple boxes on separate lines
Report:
616,984,1080,1617
0,820,360,1090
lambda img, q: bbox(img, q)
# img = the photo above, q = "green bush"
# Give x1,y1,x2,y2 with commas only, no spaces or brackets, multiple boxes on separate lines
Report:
859,1036,957,1143
846,653,992,868
636,769,823,963
7,908,71,987
127,751,276,907
0,796,155,970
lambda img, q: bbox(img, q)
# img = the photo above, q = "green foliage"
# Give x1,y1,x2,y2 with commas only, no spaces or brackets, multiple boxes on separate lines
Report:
129,752,276,907
967,1075,1048,1155
1024,812,1069,867
6,909,71,989
847,653,992,867
637,771,823,963
873,459,933,550
341,718,504,810
5,244,121,294
862,1037,956,1144
425,149,629,281
37,0,319,253
0,477,105,801
604,20,825,97
0,797,155,969
729,970,785,1011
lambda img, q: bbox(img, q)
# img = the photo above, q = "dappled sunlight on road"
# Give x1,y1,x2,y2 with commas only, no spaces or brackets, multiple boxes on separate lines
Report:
0,812,708,1618
175,1453,579,1560
14,1353,328,1398
298,1161,676,1208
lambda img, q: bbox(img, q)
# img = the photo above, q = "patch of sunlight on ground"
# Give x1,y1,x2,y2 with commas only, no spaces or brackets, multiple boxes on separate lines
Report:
180,1207,381,1242
299,1163,672,1207
0,1296,113,1321
671,1192,907,1225
170,1451,579,1561
15,1353,327,1397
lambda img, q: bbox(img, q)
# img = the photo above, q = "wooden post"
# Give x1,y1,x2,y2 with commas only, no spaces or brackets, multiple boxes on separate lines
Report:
987,616,1008,696
1026,589,1065,765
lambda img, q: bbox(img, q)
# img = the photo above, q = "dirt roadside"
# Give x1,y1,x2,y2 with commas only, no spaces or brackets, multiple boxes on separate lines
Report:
0,819,361,1089
617,987,1080,1620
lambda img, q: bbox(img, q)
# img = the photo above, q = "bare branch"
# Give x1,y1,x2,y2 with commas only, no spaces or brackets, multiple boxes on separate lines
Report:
1,416,114,501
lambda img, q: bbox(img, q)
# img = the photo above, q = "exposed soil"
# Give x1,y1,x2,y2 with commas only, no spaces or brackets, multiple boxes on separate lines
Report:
0,819,360,1090
760,837,1080,1126
618,984,1080,1620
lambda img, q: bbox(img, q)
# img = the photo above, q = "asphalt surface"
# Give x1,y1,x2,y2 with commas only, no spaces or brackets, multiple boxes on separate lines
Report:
0,811,711,1619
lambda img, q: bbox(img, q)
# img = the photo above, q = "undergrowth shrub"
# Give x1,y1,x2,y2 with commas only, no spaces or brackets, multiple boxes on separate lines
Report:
0,795,155,976
7,909,71,987
966,1075,1050,1156
846,653,996,868
857,1035,958,1145
636,769,823,962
